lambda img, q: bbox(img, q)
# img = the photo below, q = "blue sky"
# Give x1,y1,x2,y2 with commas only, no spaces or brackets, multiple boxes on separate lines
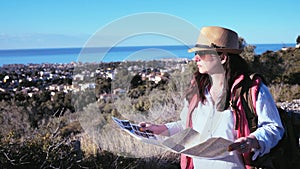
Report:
0,0,299,49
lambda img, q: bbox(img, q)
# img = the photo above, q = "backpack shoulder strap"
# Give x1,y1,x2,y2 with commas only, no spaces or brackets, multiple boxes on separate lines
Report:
231,73,261,132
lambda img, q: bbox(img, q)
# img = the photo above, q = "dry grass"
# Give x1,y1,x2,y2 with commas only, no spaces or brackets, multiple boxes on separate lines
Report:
269,84,300,102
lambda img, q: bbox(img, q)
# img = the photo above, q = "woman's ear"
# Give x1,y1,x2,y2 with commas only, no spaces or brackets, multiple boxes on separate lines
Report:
220,53,228,64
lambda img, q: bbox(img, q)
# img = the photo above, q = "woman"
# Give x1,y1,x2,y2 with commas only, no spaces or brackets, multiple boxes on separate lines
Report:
140,26,284,169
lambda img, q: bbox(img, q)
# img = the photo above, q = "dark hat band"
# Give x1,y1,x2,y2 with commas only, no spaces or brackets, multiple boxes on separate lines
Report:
195,43,225,49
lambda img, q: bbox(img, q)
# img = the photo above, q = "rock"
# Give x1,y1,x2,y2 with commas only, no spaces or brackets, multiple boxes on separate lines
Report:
277,99,300,114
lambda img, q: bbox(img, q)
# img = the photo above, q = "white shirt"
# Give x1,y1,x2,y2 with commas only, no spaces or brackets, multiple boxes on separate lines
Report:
165,83,284,169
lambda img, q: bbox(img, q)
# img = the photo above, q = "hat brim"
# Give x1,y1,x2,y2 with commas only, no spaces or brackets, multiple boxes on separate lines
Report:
188,47,243,54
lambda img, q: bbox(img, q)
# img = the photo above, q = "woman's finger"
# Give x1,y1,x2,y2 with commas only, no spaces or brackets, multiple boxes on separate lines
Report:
139,122,146,127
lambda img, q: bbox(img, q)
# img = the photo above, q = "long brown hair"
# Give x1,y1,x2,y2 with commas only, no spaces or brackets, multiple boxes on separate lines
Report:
185,53,251,111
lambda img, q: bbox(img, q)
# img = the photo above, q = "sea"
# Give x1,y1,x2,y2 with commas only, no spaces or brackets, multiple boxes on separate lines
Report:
0,44,296,66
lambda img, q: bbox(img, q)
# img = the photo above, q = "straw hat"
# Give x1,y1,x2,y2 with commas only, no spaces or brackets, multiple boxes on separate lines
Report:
188,26,242,54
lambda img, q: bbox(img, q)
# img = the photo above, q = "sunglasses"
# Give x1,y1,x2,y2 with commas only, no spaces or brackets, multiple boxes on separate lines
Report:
194,50,219,56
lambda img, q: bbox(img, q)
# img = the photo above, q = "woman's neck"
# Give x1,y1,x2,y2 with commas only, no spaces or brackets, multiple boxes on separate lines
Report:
208,73,225,103
209,73,225,89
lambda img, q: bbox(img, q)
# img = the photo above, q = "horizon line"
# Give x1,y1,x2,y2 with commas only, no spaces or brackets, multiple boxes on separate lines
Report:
0,43,297,51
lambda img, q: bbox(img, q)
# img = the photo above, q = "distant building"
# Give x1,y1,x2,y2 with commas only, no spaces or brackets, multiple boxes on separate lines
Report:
3,75,9,83
73,74,84,81
80,83,95,91
99,93,118,102
113,88,126,95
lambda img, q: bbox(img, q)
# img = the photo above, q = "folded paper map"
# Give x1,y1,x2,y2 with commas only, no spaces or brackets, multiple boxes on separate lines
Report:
111,117,164,145
112,117,233,159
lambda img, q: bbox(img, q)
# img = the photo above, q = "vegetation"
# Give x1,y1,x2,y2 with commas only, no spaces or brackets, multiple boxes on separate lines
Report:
248,48,300,101
239,39,300,102
0,44,299,168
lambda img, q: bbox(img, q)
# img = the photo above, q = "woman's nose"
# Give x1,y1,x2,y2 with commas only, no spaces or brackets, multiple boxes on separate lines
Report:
193,55,201,62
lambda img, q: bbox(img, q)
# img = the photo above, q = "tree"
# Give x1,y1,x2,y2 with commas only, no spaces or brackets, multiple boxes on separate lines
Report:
113,67,132,89
238,37,246,49
297,35,300,44
255,51,285,84
95,77,112,97
239,37,256,64
130,74,143,89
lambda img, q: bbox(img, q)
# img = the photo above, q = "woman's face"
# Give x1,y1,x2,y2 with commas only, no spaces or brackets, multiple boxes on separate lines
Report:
193,51,225,74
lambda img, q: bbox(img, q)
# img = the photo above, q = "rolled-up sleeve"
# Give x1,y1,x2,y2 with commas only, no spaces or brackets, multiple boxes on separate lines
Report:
165,99,189,136
251,83,284,159
165,121,184,136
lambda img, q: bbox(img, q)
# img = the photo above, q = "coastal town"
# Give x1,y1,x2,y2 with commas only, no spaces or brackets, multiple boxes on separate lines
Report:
1,56,300,117
0,63,74,101
0,58,190,103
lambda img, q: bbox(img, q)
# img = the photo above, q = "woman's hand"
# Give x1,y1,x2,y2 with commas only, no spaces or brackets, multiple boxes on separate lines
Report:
228,135,260,153
139,122,169,136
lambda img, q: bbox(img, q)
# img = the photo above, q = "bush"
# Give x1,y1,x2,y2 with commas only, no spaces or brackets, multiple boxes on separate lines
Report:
0,131,79,168
269,84,300,102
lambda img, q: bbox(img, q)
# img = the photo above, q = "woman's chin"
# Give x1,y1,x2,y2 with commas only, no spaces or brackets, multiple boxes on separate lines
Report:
198,70,207,74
